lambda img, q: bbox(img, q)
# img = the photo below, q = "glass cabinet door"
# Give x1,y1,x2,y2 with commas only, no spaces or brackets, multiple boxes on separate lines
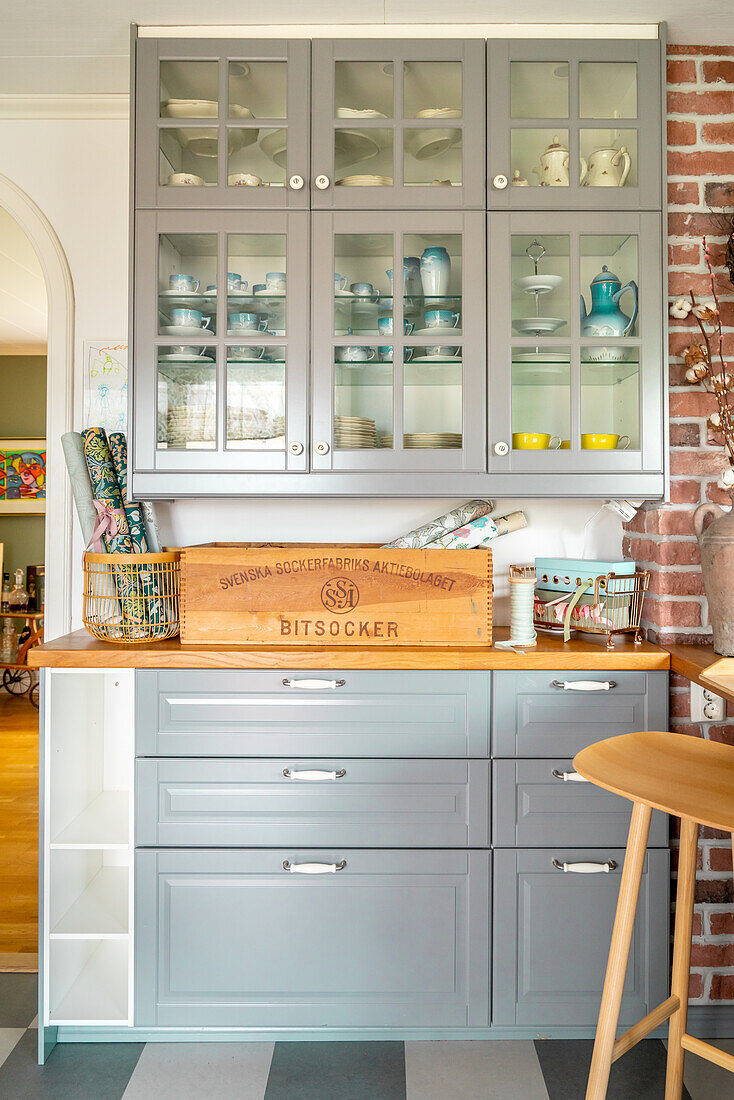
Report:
487,40,662,210
133,210,309,485
488,211,663,478
135,38,310,209
311,211,485,472
311,40,485,210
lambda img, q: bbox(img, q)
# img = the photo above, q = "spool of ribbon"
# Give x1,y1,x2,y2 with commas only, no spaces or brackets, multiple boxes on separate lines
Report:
86,501,128,554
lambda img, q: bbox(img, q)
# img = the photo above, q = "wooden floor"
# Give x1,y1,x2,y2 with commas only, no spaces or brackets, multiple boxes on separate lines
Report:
0,693,37,968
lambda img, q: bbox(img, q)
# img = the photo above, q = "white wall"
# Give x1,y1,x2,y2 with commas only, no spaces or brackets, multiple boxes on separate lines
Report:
0,113,622,634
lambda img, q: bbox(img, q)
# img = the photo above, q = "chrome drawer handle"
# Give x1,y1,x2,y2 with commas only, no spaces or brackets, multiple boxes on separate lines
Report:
283,860,347,874
552,859,618,874
283,768,346,781
551,679,617,692
551,768,590,783
282,678,346,690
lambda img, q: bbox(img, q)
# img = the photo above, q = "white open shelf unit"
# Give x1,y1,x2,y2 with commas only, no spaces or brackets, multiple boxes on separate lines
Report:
44,670,135,1026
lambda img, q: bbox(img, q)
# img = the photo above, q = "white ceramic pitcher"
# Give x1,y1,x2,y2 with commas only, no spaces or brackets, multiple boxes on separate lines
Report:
581,145,632,188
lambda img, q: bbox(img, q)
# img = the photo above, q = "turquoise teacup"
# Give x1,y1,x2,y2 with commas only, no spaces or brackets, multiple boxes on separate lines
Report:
169,307,209,328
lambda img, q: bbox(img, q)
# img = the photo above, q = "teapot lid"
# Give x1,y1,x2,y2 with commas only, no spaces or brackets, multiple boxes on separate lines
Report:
544,134,568,151
591,265,621,285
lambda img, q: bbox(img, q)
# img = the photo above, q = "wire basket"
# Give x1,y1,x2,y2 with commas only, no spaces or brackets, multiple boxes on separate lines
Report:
83,551,180,643
534,570,650,649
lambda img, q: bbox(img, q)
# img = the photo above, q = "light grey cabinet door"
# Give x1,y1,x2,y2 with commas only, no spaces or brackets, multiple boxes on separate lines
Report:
492,670,668,758
136,757,490,848
311,210,486,473
311,39,485,210
131,208,309,491
135,669,491,757
134,36,311,210
487,210,664,481
487,39,663,211
493,847,669,1027
492,759,667,848
135,848,491,1028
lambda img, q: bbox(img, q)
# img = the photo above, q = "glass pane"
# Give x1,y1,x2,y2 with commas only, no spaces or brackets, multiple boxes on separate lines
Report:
334,233,393,337
404,348,463,446
227,233,286,336
580,130,638,189
404,128,462,187
512,236,569,336
510,130,571,188
335,61,393,119
158,233,217,336
510,62,569,118
403,233,462,331
334,128,393,187
227,348,286,451
157,348,217,450
581,352,640,450
160,61,219,117
160,128,218,187
579,62,637,119
229,60,286,119
334,357,392,449
404,61,462,118
511,348,571,449
580,234,639,340
234,127,288,188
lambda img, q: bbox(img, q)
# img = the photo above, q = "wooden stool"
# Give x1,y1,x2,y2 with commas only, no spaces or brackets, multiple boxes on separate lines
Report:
575,731,734,1100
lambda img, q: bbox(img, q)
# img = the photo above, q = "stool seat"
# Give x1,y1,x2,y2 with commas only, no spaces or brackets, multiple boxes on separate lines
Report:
575,730,734,833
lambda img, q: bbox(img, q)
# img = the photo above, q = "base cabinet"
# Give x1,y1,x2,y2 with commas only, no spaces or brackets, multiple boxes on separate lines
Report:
492,848,669,1028
135,848,491,1028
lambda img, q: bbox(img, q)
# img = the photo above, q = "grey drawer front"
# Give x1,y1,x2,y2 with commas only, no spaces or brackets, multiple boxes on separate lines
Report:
492,847,669,1028
136,758,490,848
492,671,668,758
136,670,490,757
492,760,668,848
135,848,490,1028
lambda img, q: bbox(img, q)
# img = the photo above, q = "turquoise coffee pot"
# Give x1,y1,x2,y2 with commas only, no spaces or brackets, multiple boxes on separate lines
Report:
580,265,638,363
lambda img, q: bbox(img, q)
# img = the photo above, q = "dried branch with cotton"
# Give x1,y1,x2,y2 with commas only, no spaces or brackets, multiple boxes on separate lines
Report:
670,236,734,491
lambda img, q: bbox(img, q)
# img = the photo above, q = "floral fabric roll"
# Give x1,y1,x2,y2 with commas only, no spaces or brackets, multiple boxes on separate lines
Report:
81,427,134,553
382,499,495,549
108,432,149,552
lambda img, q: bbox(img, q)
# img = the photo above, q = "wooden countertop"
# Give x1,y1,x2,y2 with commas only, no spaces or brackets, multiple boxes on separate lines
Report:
28,627,670,670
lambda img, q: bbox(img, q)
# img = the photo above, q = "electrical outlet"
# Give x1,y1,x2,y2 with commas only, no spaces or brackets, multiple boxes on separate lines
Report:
691,681,726,722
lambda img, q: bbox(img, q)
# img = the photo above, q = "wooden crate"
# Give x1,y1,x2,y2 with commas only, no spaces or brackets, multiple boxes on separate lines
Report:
180,543,492,647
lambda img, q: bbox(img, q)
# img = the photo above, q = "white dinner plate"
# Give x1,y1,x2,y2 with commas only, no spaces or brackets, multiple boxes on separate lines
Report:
413,325,462,337
160,325,212,336
415,354,463,362
157,353,215,363
415,107,461,119
512,350,570,363
334,129,381,167
512,317,566,336
158,292,206,309
336,107,388,119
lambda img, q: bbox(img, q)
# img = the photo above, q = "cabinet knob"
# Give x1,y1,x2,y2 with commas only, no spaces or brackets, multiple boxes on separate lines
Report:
492,174,509,190
314,174,331,190
289,174,304,190
493,440,509,456
315,440,330,455
288,441,304,455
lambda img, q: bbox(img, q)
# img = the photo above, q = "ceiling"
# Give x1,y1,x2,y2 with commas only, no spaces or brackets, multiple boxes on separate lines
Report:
0,209,47,354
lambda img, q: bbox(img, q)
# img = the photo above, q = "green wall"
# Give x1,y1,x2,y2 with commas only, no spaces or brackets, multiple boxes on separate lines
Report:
0,356,46,582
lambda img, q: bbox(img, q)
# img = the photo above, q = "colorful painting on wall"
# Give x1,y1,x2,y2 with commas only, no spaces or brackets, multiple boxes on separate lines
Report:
0,440,46,513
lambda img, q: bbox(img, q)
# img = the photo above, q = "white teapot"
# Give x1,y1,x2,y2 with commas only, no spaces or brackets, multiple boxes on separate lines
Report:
581,145,632,188
532,136,588,187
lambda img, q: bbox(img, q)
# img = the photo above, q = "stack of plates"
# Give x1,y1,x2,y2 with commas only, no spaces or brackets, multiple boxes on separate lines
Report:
166,405,215,446
336,174,393,187
334,415,377,449
227,407,285,441
381,433,462,448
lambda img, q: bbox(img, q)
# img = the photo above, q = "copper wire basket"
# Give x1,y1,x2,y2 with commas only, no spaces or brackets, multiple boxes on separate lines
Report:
533,570,650,649
83,551,180,643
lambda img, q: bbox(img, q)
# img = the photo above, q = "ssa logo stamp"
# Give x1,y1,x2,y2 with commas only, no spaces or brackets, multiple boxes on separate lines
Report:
320,577,360,614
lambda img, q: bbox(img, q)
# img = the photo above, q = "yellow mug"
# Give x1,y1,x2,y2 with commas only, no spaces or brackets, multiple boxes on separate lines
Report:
512,432,561,450
581,433,631,450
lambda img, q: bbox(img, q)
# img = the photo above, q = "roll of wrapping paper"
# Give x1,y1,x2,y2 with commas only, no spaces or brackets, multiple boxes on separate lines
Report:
140,501,161,553
382,499,495,549
424,511,527,549
108,433,148,552
61,432,97,546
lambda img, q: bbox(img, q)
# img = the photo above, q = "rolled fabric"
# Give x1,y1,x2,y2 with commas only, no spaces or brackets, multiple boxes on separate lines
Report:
382,499,495,549
140,501,162,553
61,432,97,546
81,428,133,553
108,433,149,552
425,510,528,549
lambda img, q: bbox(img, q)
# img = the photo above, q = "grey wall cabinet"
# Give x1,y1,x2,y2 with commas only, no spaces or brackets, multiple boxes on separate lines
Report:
311,39,486,210
135,37,311,210
135,848,491,1028
487,40,663,211
492,847,669,1027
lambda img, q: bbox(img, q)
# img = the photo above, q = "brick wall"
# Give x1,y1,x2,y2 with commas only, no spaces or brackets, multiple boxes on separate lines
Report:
624,45,734,1005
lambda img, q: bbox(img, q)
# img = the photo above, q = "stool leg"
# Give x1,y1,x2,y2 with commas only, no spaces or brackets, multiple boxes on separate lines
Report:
665,817,698,1100
585,801,652,1100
